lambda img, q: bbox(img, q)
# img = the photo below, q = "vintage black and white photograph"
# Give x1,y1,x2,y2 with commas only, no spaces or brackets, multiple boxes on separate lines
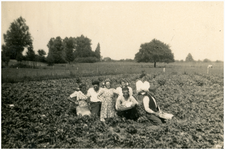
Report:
1,1,224,148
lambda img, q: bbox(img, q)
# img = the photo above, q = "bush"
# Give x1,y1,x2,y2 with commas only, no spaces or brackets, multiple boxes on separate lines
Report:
10,63,38,69
215,60,223,63
35,55,46,63
46,55,54,66
2,77,17,83
157,78,166,86
203,59,211,62
74,57,99,63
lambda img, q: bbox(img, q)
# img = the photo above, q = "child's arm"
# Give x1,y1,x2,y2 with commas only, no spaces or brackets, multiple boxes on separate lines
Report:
97,89,105,101
68,91,78,99
113,88,119,96
67,91,79,104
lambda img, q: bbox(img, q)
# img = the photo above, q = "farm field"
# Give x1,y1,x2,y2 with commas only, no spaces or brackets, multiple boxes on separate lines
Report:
2,61,224,83
1,61,224,148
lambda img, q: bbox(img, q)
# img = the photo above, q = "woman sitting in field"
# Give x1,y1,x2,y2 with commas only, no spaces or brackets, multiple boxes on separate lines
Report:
116,79,133,97
67,83,91,116
97,79,118,122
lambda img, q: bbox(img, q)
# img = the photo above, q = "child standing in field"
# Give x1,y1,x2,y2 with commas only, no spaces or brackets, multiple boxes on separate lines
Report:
97,79,118,122
86,80,103,118
68,84,91,116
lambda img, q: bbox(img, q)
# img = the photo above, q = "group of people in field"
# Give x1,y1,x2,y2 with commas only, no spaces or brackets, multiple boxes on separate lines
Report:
68,72,173,125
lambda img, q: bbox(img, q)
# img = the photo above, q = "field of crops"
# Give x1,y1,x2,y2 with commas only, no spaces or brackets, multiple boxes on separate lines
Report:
1,69,224,148
2,61,223,83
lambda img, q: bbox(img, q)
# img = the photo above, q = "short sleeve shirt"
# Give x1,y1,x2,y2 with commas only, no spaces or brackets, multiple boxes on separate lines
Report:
136,80,150,94
87,87,103,102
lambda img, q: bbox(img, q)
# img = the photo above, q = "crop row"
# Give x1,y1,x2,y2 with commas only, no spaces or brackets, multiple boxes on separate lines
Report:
1,72,224,148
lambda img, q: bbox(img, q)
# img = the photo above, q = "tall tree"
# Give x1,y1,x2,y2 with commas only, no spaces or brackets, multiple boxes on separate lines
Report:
47,36,66,63
203,58,211,62
63,37,75,64
94,43,101,61
74,35,93,58
2,44,10,66
46,52,54,66
135,39,174,67
25,45,36,61
185,53,195,62
3,16,32,60
16,52,24,63
37,49,46,57
36,49,46,62
46,38,55,65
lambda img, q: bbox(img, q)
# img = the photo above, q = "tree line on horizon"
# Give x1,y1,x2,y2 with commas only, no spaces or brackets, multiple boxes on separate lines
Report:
1,17,101,66
180,53,222,63
2,16,220,68
46,35,101,65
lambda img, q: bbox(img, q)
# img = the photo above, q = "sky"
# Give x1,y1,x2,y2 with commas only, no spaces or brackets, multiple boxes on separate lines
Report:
1,1,224,61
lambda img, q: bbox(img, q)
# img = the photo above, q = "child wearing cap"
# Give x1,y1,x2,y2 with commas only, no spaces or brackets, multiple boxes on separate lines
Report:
86,80,103,118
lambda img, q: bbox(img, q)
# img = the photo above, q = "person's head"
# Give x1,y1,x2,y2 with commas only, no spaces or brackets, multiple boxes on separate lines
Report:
92,80,100,91
79,83,87,94
122,87,130,98
104,78,111,89
139,73,147,82
120,79,127,88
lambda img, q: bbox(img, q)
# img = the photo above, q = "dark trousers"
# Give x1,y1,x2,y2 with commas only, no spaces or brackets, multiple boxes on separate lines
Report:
146,113,166,125
137,94,166,125
117,106,139,121
90,102,101,117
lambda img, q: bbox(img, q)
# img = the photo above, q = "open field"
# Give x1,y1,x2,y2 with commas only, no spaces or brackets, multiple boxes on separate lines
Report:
1,61,224,148
2,61,223,83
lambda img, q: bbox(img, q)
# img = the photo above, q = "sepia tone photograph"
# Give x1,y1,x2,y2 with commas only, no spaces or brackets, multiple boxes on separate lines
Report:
1,1,224,148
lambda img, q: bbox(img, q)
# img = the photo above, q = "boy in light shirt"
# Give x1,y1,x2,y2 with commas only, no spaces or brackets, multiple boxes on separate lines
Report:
86,80,103,117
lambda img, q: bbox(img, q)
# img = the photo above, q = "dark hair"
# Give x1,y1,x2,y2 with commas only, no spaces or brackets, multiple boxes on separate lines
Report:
120,78,126,84
79,83,86,89
122,87,129,92
104,78,111,84
92,80,100,86
139,73,146,79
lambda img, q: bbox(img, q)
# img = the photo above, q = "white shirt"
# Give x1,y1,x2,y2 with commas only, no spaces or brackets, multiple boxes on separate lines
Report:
136,80,150,94
86,87,103,102
70,91,87,100
69,91,88,108
116,86,133,97
115,95,138,111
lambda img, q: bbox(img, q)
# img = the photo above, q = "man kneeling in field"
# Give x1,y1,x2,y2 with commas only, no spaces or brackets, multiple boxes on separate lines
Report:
115,87,139,121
